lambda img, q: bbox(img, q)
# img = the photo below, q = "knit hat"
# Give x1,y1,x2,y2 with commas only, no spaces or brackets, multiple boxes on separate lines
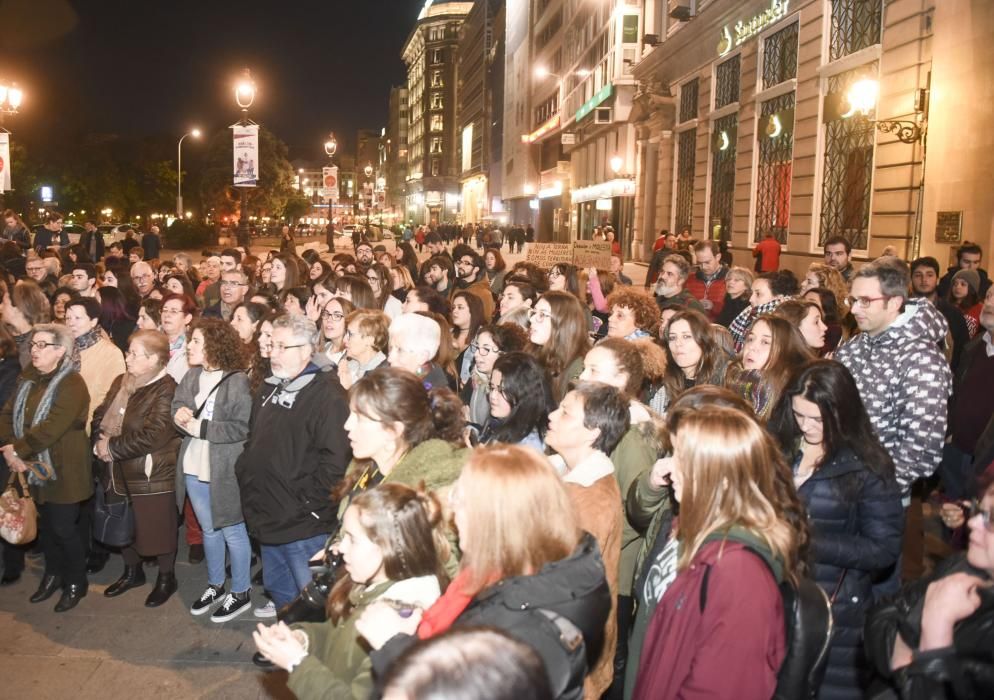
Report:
952,268,980,294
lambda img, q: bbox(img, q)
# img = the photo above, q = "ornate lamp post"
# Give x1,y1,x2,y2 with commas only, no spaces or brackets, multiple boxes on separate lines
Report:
234,69,256,248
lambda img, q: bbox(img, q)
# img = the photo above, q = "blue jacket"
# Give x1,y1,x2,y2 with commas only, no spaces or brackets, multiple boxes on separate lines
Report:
795,448,904,700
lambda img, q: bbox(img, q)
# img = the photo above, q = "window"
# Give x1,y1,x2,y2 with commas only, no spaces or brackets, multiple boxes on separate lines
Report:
763,22,799,89
430,115,444,132
430,137,443,154
754,92,795,243
428,26,445,42
679,79,698,123
431,159,441,177
431,71,443,87
534,94,559,128
431,49,443,64
431,93,444,110
709,115,737,239
536,9,563,50
829,0,882,61
675,129,697,232
819,66,876,249
714,55,740,109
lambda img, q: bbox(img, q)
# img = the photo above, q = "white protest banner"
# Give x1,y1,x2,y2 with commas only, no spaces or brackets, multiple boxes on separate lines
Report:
526,242,573,269
0,133,10,193
571,240,612,269
232,124,259,187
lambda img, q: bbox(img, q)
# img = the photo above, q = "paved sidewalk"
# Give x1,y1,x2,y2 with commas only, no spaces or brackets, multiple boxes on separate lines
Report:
0,540,294,700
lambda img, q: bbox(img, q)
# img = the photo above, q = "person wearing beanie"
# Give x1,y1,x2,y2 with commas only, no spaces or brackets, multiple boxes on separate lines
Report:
947,268,984,337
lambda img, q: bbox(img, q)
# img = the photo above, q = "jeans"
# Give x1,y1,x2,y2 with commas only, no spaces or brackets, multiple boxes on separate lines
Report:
260,533,328,609
185,475,252,593
38,501,87,587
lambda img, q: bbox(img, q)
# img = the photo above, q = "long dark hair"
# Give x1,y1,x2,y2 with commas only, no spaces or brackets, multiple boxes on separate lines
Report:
660,309,728,403
484,352,555,445
769,359,896,482
98,285,136,329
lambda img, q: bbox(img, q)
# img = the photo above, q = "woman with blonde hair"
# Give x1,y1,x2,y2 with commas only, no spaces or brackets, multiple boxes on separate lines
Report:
632,406,808,699
356,445,612,699
803,262,850,314
715,266,754,328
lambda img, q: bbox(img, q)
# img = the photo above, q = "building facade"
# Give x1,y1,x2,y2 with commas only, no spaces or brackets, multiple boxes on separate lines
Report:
385,86,410,222
403,1,474,226
627,0,939,272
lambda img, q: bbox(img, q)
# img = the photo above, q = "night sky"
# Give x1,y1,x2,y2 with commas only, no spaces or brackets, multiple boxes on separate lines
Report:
0,0,421,158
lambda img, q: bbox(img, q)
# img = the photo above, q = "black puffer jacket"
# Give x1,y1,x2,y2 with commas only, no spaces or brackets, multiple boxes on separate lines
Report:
864,554,994,699
372,533,612,699
795,448,904,700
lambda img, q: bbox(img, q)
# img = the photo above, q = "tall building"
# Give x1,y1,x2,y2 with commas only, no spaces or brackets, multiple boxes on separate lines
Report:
500,0,539,230
628,0,957,271
385,86,410,222
457,0,504,224
403,1,474,225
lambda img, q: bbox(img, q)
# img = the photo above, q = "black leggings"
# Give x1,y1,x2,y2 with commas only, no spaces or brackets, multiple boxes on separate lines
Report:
38,501,88,587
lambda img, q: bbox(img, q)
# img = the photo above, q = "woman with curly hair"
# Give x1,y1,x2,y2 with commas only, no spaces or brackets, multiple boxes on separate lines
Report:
527,290,591,402
802,263,850,315
173,318,255,622
605,288,661,340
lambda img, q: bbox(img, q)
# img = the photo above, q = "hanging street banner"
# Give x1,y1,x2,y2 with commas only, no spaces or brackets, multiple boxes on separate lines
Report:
322,166,339,201
0,133,11,193
232,124,259,187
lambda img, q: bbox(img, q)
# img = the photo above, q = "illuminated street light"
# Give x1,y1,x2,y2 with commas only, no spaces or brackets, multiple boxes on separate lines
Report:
609,155,624,175
0,82,23,114
234,69,257,247
177,127,202,218
235,69,256,111
843,77,925,144
324,132,337,157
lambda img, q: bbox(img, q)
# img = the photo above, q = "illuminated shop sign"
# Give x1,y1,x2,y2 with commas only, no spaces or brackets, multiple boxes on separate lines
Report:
575,84,614,122
717,0,790,56
522,114,561,144
571,178,635,203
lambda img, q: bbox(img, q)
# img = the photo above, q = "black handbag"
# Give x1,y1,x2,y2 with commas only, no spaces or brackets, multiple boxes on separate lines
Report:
93,462,135,547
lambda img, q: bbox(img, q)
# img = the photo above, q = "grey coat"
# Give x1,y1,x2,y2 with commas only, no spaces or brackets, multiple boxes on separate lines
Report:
172,368,252,529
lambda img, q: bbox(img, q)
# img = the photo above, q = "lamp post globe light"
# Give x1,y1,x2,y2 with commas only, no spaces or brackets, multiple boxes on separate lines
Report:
176,128,201,218
234,69,256,247
363,163,373,232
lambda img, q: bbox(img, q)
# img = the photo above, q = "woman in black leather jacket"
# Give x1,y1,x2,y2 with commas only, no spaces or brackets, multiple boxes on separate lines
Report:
863,475,994,699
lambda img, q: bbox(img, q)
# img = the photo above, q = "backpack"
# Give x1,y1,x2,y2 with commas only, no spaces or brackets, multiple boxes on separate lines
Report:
700,548,833,700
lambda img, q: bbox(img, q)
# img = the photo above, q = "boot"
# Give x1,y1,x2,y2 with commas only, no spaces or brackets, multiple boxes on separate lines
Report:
54,582,88,612
104,564,146,598
144,571,178,608
85,551,109,575
29,574,63,603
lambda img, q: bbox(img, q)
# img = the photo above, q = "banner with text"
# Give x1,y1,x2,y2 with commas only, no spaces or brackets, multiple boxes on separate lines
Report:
526,241,612,270
0,133,10,193
321,166,339,202
232,124,259,187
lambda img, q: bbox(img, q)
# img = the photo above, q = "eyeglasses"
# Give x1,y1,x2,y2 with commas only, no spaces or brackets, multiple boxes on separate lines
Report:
271,343,307,354
846,295,890,308
528,309,552,322
29,341,59,350
220,280,246,288
26,266,46,274
161,307,185,316
126,350,152,360
547,270,562,279
969,500,994,532
366,275,380,284
321,310,344,321
470,343,500,356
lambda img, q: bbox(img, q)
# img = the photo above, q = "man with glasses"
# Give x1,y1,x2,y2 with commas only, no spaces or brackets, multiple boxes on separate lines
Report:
235,313,350,622
25,253,54,292
835,257,952,498
453,249,495,319
355,242,374,267
34,211,69,253
130,261,158,300
204,270,250,321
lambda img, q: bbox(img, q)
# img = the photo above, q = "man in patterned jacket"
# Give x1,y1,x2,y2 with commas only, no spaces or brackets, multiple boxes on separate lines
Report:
835,257,952,500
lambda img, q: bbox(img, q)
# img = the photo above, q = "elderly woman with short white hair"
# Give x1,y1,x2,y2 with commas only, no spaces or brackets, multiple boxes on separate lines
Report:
387,313,452,391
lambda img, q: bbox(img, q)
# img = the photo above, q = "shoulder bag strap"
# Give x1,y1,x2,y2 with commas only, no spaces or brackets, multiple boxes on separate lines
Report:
193,372,236,419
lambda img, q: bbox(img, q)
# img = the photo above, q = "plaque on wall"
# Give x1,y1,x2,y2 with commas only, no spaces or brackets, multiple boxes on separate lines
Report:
935,211,963,243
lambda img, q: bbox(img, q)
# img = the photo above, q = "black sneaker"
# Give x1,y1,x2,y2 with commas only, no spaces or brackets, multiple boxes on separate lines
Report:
211,590,251,623
190,584,225,616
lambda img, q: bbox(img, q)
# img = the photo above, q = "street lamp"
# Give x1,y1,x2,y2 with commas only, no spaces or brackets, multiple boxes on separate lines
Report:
176,128,201,218
609,155,624,176
234,69,256,247
363,163,374,231
844,77,926,144
324,132,337,157
0,82,23,117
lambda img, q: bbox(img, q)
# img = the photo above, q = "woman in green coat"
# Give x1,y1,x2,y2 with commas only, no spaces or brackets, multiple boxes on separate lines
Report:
0,323,91,612
253,483,447,699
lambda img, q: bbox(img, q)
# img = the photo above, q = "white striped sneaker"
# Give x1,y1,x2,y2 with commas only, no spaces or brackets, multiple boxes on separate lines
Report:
253,600,277,619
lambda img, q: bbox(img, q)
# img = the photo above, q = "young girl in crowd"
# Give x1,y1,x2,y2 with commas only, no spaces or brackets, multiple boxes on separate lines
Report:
253,484,447,700
478,352,554,452
528,291,590,402
726,314,812,419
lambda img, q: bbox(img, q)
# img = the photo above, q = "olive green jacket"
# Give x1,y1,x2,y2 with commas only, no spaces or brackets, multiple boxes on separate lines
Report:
0,366,91,505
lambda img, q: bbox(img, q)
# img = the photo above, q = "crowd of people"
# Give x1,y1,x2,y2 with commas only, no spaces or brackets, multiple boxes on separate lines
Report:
0,211,992,700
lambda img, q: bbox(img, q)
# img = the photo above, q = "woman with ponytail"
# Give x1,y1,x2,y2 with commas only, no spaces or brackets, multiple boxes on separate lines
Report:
254,483,447,699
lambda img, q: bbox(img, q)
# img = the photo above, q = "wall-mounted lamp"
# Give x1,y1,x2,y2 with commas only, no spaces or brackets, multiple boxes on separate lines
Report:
844,78,926,144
